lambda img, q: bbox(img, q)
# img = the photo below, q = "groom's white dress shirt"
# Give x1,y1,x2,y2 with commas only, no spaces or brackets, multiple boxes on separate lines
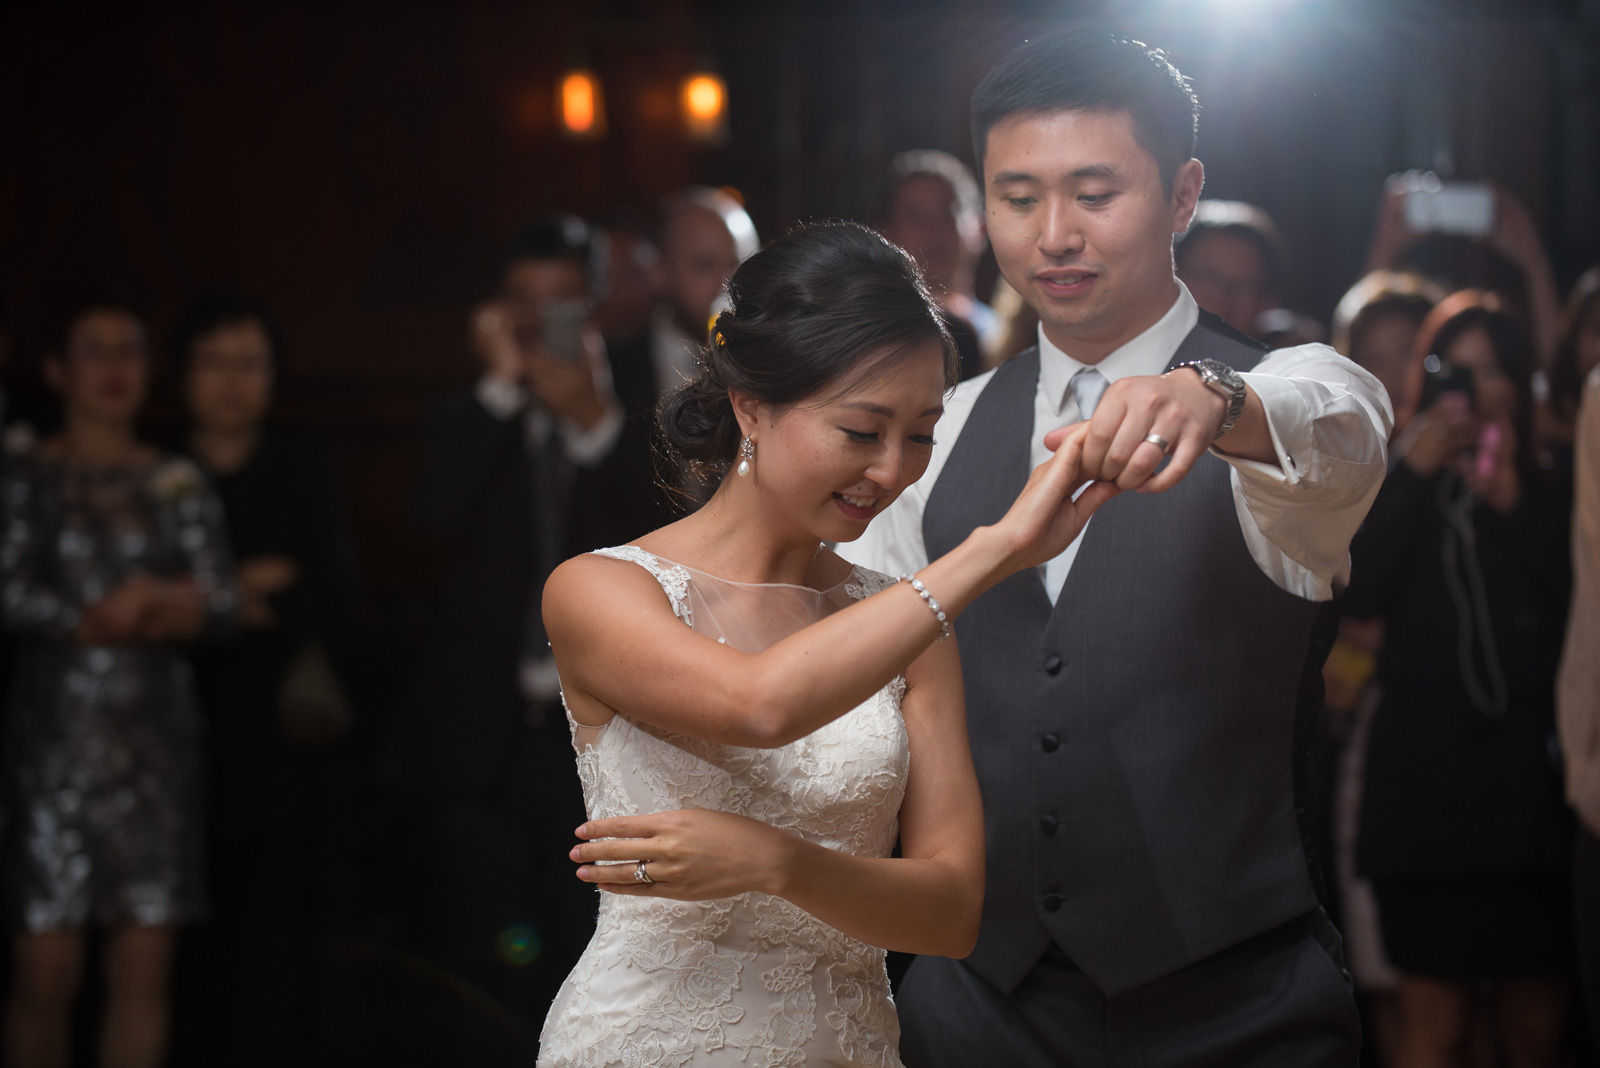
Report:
842,283,1394,602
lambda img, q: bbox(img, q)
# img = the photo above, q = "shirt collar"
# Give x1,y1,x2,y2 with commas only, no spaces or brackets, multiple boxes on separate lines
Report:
1036,281,1201,417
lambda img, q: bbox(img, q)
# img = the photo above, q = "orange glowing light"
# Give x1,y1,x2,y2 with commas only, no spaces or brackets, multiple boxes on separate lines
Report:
683,75,724,122
560,70,604,137
681,73,728,141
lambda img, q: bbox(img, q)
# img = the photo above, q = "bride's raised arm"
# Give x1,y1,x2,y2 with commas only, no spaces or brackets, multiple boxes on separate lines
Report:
544,422,1115,750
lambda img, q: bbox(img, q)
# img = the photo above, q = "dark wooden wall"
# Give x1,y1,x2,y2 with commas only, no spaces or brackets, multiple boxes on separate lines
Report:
2,0,1596,602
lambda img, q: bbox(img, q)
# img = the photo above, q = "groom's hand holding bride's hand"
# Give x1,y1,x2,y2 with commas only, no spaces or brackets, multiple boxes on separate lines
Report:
1043,370,1245,493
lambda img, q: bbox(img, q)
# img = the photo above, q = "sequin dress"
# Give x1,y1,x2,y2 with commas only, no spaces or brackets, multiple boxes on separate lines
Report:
537,546,910,1068
0,452,236,932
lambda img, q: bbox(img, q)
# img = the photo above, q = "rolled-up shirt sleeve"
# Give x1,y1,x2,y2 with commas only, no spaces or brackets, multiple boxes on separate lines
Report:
1220,343,1394,600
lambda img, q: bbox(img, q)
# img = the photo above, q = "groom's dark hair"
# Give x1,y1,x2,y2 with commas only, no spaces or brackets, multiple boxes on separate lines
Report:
971,29,1199,196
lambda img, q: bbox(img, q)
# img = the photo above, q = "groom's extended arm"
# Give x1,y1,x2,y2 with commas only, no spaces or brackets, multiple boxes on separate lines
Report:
1051,345,1393,600
1212,346,1392,598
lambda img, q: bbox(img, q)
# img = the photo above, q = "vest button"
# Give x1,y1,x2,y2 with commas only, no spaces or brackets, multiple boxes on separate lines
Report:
1038,814,1058,834
1043,654,1063,675
1040,733,1060,753
1042,893,1064,912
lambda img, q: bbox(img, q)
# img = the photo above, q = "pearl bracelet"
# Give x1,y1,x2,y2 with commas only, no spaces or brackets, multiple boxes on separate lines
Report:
900,574,952,642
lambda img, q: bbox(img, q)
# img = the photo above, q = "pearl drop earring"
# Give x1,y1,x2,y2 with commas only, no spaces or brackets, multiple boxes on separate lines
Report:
736,437,755,477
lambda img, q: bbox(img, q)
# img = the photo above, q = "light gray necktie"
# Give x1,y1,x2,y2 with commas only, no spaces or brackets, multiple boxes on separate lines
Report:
1043,367,1108,603
1070,366,1108,420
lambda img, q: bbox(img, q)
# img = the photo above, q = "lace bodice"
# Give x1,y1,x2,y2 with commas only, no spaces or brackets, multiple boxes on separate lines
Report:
538,545,910,1068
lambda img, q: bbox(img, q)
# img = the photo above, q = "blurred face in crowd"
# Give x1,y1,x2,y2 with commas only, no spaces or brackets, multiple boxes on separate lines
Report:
883,175,982,294
599,230,661,343
984,108,1203,362
661,205,740,336
1351,309,1424,422
502,257,590,351
48,308,148,426
1176,229,1276,337
185,319,276,436
1442,325,1517,426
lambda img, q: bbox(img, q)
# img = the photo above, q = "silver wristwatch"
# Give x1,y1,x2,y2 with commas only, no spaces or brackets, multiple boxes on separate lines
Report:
1173,358,1246,439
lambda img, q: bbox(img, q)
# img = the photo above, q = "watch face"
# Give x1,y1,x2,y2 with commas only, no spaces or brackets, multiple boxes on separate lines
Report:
1200,359,1243,390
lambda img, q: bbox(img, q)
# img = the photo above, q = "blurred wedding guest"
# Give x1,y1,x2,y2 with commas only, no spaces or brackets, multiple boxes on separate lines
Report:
1543,268,1600,461
1364,173,1561,366
874,149,996,378
595,213,660,350
1558,362,1600,1055
1322,268,1444,1063
173,291,361,1061
1347,292,1575,1068
1174,199,1289,340
984,277,1039,367
407,216,636,1023
594,211,662,419
0,301,236,1068
649,187,757,398
1256,308,1326,350
1331,270,1446,436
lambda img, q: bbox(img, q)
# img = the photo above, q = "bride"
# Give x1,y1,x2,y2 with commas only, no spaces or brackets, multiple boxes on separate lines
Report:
536,222,1116,1067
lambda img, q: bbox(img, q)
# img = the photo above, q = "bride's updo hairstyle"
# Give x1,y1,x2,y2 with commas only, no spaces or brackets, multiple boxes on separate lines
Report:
658,221,958,491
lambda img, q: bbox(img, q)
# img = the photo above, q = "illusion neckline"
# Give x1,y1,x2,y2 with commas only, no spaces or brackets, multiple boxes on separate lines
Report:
629,545,857,595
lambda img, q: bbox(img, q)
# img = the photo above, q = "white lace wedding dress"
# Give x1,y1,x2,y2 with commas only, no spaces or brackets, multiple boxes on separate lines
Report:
537,546,910,1068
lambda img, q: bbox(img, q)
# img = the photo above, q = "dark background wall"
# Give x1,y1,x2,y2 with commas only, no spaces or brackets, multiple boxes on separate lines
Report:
2,0,1597,602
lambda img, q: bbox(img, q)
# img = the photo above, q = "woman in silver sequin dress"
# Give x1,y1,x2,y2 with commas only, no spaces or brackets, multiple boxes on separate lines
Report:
0,303,236,1068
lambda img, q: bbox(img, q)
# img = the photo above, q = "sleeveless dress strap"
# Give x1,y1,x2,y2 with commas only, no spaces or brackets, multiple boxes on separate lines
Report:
843,567,897,601
590,545,694,626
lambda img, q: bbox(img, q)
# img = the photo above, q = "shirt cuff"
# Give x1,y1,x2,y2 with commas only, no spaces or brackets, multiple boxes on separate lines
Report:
1214,371,1307,487
475,376,527,420
560,401,624,467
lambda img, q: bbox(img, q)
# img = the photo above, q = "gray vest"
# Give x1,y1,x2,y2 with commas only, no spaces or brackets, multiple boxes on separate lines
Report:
923,315,1322,996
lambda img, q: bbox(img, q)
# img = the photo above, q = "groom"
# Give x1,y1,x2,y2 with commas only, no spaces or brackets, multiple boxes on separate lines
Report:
846,30,1391,1066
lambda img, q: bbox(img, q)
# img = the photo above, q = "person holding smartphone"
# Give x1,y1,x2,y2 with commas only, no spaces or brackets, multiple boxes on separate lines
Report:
406,215,642,1021
1364,172,1562,369
1346,290,1577,1067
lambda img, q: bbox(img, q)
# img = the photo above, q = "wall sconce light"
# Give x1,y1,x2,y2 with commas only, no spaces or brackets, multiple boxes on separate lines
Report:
680,71,727,143
559,69,605,139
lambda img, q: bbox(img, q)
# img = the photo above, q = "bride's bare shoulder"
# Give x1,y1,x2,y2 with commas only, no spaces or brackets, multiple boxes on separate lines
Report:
543,543,684,621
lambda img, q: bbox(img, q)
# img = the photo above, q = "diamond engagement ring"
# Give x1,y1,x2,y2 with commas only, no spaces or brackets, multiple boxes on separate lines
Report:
634,860,653,884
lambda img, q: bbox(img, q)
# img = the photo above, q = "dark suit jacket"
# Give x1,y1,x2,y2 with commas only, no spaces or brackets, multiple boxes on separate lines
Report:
407,388,649,801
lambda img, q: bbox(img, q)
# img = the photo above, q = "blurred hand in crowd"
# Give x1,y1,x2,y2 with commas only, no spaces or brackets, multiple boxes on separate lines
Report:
470,300,611,432
1366,174,1559,361
77,575,210,645
1400,392,1477,478
236,554,301,629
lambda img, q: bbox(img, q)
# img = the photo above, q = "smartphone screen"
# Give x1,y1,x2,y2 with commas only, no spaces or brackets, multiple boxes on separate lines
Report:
538,300,589,363
1404,182,1494,238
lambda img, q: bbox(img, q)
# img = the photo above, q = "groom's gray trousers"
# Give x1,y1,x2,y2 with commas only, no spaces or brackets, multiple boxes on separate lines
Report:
899,909,1360,1068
